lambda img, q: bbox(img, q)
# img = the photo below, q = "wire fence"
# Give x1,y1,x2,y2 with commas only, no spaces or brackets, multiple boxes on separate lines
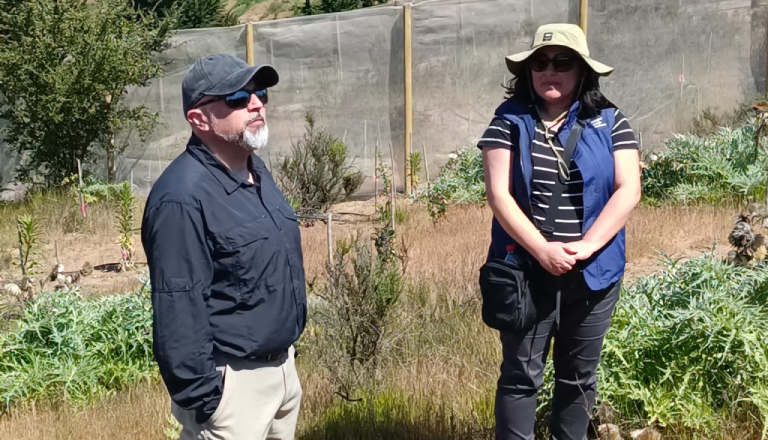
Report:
1,0,766,196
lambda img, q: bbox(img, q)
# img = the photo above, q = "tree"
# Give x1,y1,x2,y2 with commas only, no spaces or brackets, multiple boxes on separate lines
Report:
296,0,382,16
0,0,176,185
133,0,238,29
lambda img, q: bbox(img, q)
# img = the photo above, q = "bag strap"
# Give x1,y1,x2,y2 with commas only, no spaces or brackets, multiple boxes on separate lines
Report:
539,121,583,238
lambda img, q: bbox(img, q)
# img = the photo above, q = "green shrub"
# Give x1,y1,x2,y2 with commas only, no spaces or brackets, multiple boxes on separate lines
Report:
417,145,485,223
307,233,406,402
277,112,364,217
597,250,768,432
133,0,238,29
0,285,155,412
641,124,768,205
61,174,125,205
295,0,381,16
425,146,486,204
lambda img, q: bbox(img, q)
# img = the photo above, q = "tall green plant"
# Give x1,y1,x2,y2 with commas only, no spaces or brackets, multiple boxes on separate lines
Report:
408,151,423,194
0,0,176,185
374,152,394,226
14,215,42,277
115,182,138,272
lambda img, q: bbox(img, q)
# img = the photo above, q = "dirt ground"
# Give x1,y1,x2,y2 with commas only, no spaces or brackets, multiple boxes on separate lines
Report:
0,197,733,298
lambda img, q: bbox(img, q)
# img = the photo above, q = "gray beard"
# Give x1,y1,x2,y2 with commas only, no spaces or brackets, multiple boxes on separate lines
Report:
241,123,269,152
212,116,269,152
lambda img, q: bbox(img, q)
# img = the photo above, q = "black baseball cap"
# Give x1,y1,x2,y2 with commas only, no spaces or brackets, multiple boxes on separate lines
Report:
182,54,279,115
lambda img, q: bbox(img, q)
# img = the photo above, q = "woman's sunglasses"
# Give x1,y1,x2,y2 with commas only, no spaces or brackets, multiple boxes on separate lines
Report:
529,55,578,73
195,89,268,110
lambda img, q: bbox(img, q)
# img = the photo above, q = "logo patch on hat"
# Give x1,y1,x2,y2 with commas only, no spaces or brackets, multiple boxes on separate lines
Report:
543,32,553,42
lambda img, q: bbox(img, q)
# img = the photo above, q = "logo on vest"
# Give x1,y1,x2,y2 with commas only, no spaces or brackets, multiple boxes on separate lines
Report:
590,116,607,129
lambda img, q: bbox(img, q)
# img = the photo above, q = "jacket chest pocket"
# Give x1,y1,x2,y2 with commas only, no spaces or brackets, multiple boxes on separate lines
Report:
211,219,278,301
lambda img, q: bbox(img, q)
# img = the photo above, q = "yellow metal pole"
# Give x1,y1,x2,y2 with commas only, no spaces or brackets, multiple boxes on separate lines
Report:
404,5,413,195
246,23,255,66
579,0,588,36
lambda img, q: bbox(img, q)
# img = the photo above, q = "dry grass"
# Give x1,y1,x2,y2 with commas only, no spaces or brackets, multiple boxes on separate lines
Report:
302,201,735,290
0,382,170,440
0,192,734,294
0,194,747,439
625,204,734,263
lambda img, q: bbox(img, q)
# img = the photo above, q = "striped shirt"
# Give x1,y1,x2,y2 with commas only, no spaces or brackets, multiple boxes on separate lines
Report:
478,108,638,242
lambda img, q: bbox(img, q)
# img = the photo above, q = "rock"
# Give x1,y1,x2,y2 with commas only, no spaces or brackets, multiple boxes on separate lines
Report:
0,182,29,203
631,427,662,440
746,202,768,217
754,245,767,262
598,423,623,440
2,282,21,297
597,402,618,425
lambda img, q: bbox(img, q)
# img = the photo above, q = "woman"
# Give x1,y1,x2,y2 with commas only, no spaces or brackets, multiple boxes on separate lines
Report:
478,24,641,440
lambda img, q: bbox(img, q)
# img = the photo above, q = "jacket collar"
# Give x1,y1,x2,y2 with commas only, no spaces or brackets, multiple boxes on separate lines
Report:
495,99,582,125
185,134,257,195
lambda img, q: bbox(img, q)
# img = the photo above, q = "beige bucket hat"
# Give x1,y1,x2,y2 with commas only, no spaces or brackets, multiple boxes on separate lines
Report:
505,23,614,77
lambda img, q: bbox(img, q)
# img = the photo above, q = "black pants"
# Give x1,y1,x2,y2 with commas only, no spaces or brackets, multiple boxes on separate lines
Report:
494,270,621,440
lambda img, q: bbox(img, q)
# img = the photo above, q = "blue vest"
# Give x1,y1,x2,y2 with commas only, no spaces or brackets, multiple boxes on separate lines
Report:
488,99,625,291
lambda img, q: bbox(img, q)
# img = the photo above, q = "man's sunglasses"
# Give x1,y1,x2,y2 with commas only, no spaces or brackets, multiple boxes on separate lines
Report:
195,89,268,110
529,55,578,73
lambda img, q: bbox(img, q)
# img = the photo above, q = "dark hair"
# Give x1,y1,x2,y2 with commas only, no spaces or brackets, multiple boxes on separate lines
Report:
503,56,614,120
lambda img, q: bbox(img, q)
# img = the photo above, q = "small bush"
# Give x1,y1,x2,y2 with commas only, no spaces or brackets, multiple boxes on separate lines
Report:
295,0,382,16
277,112,364,216
61,174,124,205
688,107,737,136
0,285,155,412
133,0,238,29
307,233,406,401
426,146,486,204
597,250,768,432
641,124,768,205
416,145,485,223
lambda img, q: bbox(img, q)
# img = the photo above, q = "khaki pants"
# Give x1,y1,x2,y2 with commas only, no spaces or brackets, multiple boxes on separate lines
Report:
172,346,302,440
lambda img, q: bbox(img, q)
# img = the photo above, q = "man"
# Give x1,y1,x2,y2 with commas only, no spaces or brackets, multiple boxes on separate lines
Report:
141,54,307,440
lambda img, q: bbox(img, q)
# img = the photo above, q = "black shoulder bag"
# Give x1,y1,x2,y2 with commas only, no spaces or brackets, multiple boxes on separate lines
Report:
478,121,584,333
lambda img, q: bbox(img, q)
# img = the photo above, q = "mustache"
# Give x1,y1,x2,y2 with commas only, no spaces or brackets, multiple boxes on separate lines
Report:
246,114,264,124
